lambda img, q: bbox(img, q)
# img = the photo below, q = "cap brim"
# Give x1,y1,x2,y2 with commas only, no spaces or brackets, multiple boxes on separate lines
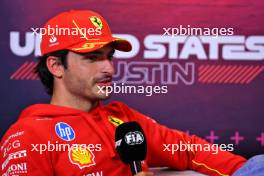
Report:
68,37,132,53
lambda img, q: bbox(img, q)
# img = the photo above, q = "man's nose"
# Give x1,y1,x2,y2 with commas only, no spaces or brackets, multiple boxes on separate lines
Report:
101,59,115,76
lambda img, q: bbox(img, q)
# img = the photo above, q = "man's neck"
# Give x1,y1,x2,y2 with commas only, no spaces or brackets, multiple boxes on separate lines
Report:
50,92,98,112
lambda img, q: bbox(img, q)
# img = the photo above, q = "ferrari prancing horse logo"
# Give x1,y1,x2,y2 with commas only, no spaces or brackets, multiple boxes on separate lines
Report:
108,116,124,127
90,16,103,29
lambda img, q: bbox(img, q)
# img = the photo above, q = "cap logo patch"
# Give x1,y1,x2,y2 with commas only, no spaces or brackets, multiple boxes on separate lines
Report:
90,16,103,29
48,35,59,47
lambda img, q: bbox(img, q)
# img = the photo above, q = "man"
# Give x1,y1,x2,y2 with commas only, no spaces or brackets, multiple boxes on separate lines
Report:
0,10,247,176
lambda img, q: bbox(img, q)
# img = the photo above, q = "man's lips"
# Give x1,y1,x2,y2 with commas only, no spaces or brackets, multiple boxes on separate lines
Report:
97,82,112,87
96,76,112,87
96,78,112,87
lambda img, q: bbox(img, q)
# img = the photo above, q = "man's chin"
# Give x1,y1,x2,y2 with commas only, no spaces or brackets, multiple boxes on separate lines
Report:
96,92,112,100
95,86,113,100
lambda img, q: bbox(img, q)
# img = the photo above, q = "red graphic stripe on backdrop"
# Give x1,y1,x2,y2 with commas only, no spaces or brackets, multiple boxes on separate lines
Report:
218,66,238,83
10,62,29,80
212,65,232,83
199,65,217,82
240,66,261,84
25,62,38,80
198,65,264,84
246,66,264,84
207,65,227,83
235,66,255,84
229,66,249,83
10,61,38,80
20,62,36,80
202,65,222,83
199,65,211,76
223,66,244,83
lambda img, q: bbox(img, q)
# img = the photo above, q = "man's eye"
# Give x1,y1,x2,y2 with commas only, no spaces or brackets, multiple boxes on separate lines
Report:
85,55,98,61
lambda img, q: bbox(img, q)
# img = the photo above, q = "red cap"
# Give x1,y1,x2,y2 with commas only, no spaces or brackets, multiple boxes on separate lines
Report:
40,10,132,55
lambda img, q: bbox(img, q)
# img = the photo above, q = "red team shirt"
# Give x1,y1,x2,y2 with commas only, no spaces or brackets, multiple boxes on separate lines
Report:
0,101,246,176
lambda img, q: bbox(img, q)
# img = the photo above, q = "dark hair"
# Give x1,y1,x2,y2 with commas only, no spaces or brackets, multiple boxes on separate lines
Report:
35,50,69,95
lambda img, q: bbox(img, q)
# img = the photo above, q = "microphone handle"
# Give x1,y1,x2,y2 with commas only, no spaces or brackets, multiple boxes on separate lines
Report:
129,161,142,175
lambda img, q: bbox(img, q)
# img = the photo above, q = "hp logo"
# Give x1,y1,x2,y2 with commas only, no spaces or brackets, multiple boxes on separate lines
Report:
55,122,75,141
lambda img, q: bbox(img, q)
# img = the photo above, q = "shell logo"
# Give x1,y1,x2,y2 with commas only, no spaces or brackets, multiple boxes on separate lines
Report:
68,145,96,169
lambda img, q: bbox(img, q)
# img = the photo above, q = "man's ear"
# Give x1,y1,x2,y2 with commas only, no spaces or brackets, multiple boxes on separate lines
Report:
46,56,65,78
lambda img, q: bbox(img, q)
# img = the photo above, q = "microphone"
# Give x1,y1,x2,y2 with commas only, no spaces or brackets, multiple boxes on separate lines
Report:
115,121,147,175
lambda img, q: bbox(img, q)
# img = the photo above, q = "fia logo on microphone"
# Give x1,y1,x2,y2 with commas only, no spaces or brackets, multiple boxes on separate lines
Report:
124,131,144,145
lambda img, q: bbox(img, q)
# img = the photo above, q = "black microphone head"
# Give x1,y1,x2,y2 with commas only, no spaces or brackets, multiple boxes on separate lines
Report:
115,121,147,164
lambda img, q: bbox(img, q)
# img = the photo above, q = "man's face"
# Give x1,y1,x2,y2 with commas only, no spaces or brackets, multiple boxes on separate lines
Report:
61,44,115,101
